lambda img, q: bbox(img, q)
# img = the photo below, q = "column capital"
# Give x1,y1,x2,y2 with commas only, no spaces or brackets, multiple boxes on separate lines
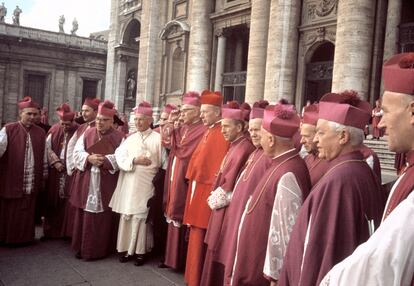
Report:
214,28,228,38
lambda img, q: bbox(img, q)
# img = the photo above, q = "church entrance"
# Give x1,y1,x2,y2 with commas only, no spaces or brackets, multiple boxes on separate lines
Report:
221,25,249,103
304,42,334,104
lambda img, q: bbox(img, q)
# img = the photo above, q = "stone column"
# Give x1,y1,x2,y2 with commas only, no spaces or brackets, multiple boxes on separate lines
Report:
214,29,227,91
332,0,376,100
263,0,301,103
104,0,120,101
383,0,402,62
136,0,163,103
245,0,271,103
186,0,213,91
115,55,127,112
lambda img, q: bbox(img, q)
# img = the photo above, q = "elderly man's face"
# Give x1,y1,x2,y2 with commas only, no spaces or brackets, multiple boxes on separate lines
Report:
378,91,414,152
260,126,274,156
300,123,317,154
200,104,220,126
134,113,152,132
249,118,262,148
314,119,343,161
180,105,200,125
20,107,39,127
96,114,113,133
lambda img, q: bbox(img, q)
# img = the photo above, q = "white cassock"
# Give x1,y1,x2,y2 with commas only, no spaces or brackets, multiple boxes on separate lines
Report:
320,191,414,286
109,129,167,255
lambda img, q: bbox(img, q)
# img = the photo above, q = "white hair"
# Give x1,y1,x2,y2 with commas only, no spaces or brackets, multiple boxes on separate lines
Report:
328,121,364,146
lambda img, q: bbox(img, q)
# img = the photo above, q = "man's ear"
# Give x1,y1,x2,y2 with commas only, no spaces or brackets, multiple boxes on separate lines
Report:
339,129,350,145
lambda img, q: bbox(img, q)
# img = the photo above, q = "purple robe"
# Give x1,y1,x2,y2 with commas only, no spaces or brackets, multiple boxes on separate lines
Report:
304,153,331,187
201,135,255,286
63,121,96,238
231,149,311,286
279,151,385,286
0,122,46,244
164,120,207,269
43,122,78,238
220,148,273,283
70,127,123,259
359,144,382,184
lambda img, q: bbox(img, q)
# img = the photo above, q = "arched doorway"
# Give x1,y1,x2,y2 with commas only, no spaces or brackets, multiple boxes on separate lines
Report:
304,42,335,104
116,18,140,112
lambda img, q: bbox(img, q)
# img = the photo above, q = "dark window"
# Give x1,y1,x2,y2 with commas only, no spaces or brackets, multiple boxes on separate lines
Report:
24,74,46,107
82,80,98,103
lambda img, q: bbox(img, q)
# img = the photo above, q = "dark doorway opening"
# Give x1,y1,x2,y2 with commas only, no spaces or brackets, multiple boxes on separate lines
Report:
82,80,98,103
304,42,335,104
24,74,46,107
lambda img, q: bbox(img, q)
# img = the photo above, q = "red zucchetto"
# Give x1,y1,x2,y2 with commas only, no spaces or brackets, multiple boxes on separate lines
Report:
318,91,371,130
133,101,153,117
83,97,101,110
18,96,39,110
98,100,117,117
200,90,223,107
56,103,75,121
262,104,300,138
163,104,178,114
302,104,319,126
250,100,269,120
222,101,244,121
183,91,201,107
383,52,414,95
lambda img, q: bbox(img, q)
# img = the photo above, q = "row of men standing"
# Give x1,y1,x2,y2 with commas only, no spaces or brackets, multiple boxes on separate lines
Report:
0,51,414,286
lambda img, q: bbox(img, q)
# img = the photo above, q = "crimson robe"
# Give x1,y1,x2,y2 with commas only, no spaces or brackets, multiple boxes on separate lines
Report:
371,107,384,138
304,153,331,187
279,151,385,286
164,120,207,269
0,122,46,244
220,148,272,284
201,135,255,286
63,121,95,238
183,122,230,286
383,150,414,219
231,149,311,286
70,127,123,260
43,122,78,238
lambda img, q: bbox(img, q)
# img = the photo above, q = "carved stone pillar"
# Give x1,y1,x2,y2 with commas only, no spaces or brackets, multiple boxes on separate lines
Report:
186,0,213,91
104,0,121,102
264,0,301,103
383,0,402,62
214,29,227,92
332,0,375,100
115,54,128,111
245,0,271,103
137,0,163,103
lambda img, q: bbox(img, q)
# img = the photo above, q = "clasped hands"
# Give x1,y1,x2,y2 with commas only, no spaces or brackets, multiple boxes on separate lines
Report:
87,154,106,167
133,155,152,166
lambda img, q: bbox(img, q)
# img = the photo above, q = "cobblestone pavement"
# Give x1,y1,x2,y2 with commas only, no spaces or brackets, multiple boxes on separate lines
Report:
0,228,185,286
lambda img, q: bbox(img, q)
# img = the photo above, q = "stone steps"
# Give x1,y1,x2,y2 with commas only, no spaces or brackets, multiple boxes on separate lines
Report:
363,136,397,173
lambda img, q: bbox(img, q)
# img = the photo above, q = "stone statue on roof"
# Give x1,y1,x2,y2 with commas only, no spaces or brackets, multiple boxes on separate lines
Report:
12,5,22,25
71,18,78,35
59,15,65,33
0,3,7,23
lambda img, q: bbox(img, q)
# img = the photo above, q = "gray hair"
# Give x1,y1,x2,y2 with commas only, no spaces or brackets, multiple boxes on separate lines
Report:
328,121,364,146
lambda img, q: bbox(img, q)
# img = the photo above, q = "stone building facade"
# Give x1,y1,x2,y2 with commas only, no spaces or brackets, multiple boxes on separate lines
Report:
105,0,414,115
0,23,107,125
